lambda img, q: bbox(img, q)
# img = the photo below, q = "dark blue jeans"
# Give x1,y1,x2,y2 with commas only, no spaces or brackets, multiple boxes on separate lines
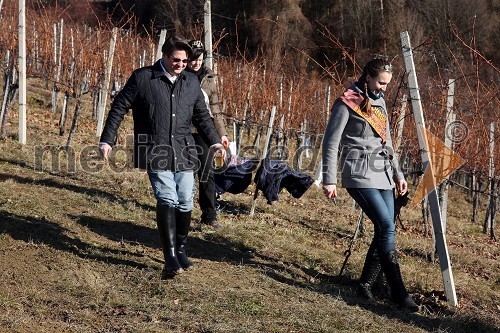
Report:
346,188,396,255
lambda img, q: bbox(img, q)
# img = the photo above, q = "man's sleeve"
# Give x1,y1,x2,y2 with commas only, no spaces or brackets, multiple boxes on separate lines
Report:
99,71,138,145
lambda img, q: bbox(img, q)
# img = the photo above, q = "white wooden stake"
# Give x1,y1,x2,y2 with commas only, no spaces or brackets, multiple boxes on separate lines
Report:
325,85,331,125
279,75,283,109
441,79,456,231
394,93,407,152
277,114,284,149
18,0,26,144
155,29,167,62
485,122,495,233
204,0,213,70
96,27,118,137
250,106,277,216
400,31,457,307
57,19,63,83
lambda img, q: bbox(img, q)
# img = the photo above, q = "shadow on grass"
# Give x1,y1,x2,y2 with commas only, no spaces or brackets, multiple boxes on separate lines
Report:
76,215,159,249
73,211,499,332
0,172,154,213
0,210,149,269
7,200,492,333
192,232,499,333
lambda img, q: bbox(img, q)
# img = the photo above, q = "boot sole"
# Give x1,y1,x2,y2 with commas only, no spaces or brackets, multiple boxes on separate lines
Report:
161,268,184,280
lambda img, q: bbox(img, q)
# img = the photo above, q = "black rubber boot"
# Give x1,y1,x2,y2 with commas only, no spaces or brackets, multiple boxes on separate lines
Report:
175,210,194,270
156,205,184,279
358,243,382,301
380,251,419,312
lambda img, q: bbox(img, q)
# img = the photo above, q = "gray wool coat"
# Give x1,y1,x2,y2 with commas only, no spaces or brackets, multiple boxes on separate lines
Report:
322,84,404,189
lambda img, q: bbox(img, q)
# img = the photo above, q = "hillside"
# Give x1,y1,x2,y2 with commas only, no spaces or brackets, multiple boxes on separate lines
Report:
0,79,498,332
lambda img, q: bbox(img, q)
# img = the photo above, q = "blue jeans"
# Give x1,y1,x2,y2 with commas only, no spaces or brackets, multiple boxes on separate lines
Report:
148,170,195,212
346,188,396,255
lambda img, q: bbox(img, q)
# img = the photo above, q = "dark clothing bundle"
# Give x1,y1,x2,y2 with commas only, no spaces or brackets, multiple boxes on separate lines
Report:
214,158,313,204
254,158,314,204
100,60,220,171
214,160,259,195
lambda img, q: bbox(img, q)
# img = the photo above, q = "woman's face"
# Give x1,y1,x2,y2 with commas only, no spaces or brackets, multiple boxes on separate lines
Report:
188,54,204,72
367,71,392,95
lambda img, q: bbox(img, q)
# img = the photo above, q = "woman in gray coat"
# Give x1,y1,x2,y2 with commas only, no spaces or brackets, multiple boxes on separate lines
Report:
322,58,418,312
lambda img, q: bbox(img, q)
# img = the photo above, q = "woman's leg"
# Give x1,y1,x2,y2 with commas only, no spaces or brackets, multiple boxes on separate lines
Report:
347,188,418,311
346,188,395,255
193,133,218,225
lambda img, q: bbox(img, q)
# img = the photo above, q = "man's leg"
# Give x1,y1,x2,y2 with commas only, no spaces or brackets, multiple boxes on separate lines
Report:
148,170,183,278
174,171,196,269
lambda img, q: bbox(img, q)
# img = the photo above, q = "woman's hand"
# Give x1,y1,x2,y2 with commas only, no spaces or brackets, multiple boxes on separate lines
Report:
220,135,229,148
396,178,408,195
322,184,337,199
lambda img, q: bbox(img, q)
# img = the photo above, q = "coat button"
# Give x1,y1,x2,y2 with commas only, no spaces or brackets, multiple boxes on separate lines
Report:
172,114,175,117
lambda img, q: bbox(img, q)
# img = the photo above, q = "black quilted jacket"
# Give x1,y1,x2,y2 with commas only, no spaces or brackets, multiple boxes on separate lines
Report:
100,60,221,171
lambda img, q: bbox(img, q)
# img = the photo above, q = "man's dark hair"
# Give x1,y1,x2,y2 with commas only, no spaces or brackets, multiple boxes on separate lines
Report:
161,36,192,58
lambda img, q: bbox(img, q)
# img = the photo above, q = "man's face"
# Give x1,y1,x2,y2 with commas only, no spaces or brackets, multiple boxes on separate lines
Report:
162,50,188,76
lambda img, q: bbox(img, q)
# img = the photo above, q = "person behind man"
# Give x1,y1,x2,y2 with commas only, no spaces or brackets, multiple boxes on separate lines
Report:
322,58,419,311
99,36,226,279
186,40,229,230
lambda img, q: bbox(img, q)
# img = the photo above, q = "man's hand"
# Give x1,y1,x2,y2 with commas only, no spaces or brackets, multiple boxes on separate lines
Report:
99,142,112,161
322,184,337,199
396,178,408,195
220,135,229,148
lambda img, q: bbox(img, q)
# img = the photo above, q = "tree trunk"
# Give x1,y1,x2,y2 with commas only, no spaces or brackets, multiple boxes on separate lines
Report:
472,172,480,224
1,60,18,139
66,98,82,149
59,92,70,136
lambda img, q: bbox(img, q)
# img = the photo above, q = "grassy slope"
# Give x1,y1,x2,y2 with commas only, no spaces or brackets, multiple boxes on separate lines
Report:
0,79,498,332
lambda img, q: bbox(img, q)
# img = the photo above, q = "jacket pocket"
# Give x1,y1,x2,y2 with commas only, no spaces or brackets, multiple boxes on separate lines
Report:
176,135,198,170
343,151,369,179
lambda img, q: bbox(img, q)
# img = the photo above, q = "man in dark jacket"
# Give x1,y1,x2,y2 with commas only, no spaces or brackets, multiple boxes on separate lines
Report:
99,36,225,279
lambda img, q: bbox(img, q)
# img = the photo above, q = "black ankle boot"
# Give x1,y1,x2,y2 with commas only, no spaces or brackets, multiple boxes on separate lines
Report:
156,205,184,279
175,210,194,270
380,251,419,312
358,244,382,301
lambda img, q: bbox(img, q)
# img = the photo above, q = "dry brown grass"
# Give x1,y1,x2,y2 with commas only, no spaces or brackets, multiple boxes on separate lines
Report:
0,79,498,332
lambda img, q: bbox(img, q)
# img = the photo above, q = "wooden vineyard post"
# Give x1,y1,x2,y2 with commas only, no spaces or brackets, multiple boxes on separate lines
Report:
276,115,284,159
250,106,277,217
155,29,167,62
484,122,496,240
394,93,407,152
18,0,26,144
400,31,458,307
204,0,213,70
440,79,456,232
325,85,331,126
96,28,118,137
